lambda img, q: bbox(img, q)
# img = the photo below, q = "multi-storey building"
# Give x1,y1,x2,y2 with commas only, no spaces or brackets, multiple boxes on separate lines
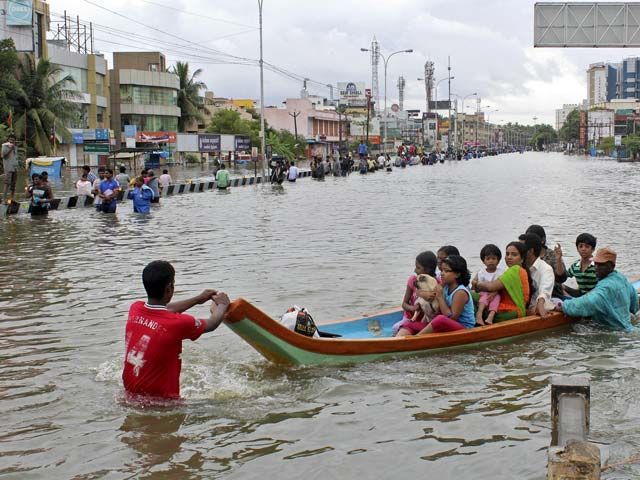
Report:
0,0,49,59
555,104,578,131
587,63,617,105
109,52,181,145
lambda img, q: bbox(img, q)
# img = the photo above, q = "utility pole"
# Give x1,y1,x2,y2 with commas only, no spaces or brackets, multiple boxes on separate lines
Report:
258,0,267,179
365,94,371,144
448,56,452,152
289,111,300,159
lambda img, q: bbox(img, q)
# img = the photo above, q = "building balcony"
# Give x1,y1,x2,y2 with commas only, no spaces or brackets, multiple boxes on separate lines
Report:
120,104,181,117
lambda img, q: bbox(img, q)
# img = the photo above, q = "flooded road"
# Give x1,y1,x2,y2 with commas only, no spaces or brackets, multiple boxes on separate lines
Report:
1,152,639,479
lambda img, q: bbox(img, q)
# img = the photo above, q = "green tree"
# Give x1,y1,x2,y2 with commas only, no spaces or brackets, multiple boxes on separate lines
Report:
206,109,263,147
529,124,557,150
170,61,207,132
267,129,305,160
12,57,78,156
0,39,21,122
559,109,580,143
599,136,615,154
623,134,640,157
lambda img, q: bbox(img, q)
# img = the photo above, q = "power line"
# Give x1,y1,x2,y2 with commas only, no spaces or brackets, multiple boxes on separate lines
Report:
134,0,256,29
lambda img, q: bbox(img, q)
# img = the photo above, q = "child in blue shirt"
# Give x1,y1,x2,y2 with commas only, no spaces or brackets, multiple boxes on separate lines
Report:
127,176,154,213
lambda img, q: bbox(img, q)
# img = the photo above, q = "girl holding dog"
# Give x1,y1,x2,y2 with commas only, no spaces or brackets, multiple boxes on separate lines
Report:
396,251,438,336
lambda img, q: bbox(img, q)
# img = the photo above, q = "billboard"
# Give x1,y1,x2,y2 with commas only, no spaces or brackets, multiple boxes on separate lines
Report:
338,82,366,102
198,134,221,152
136,131,177,143
534,2,640,47
429,100,452,110
6,0,33,26
234,135,251,151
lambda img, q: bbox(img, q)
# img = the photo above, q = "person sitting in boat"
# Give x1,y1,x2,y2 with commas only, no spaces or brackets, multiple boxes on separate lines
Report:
417,255,475,333
525,224,567,298
436,245,460,282
395,251,438,336
555,247,638,331
473,241,532,321
522,233,556,318
553,233,597,298
474,244,504,326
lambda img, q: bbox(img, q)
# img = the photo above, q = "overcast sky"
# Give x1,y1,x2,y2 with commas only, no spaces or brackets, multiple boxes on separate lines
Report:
56,0,632,125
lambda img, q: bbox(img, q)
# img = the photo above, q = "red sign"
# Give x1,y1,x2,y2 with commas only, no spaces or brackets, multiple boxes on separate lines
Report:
368,135,381,144
136,131,177,143
579,111,587,148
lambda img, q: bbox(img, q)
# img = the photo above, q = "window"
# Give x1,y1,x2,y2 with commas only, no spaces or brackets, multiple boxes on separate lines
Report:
57,65,88,93
95,74,105,97
121,114,178,132
149,64,159,72
119,85,177,106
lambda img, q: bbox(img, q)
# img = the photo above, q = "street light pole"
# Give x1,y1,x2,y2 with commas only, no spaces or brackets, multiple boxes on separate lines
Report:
461,92,477,151
361,47,412,154
258,0,267,179
486,109,499,149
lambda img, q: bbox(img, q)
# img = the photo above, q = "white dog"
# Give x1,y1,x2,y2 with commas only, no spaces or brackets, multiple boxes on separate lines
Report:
412,274,440,323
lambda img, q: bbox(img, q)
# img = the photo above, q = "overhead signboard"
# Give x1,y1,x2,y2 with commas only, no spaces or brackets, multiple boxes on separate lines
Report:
95,128,109,141
136,131,177,143
429,100,452,110
124,125,137,138
534,2,640,47
198,134,221,152
338,82,366,102
6,0,33,26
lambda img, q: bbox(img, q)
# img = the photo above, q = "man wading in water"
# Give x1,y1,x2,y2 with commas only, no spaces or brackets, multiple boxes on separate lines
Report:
122,261,230,399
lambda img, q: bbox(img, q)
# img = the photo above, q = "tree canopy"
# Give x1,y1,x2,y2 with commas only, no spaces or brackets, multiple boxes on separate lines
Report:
559,109,580,143
170,61,206,132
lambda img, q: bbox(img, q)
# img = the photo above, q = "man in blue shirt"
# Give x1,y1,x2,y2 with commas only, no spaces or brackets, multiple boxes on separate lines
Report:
98,168,121,213
556,247,638,331
127,176,154,213
358,141,368,159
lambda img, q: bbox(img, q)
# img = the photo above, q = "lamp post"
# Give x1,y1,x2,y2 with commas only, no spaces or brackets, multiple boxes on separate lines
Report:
461,92,477,151
258,0,267,179
361,47,413,154
449,93,460,153
486,109,499,149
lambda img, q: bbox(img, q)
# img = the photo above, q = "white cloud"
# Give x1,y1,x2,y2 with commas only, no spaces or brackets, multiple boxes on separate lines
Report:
56,0,625,125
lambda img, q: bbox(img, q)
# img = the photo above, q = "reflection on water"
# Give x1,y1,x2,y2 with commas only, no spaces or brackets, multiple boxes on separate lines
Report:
1,153,639,478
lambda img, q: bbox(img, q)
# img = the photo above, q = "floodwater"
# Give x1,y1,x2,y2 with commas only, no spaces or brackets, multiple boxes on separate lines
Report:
1,152,640,479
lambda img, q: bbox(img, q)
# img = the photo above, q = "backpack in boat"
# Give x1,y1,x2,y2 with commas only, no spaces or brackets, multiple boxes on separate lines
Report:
280,306,318,337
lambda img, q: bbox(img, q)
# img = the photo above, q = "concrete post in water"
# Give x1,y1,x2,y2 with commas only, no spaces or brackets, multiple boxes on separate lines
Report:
550,375,590,447
547,376,600,480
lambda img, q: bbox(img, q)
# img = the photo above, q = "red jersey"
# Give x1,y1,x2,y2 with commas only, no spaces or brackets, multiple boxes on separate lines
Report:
122,301,206,399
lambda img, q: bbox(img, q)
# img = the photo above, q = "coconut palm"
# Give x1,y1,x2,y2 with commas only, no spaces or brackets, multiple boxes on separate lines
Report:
12,56,78,156
171,61,207,132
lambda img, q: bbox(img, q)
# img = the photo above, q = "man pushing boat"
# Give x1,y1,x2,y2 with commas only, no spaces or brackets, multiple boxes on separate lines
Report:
122,261,230,399
555,248,638,331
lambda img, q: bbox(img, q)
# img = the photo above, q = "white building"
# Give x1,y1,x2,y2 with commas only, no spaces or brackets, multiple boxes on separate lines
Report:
555,104,578,131
587,109,614,145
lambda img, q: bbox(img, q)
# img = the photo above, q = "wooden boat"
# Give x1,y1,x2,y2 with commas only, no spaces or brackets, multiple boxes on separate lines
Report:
224,299,577,365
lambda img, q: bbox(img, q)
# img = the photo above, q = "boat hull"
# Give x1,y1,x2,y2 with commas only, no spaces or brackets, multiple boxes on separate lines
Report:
224,299,577,365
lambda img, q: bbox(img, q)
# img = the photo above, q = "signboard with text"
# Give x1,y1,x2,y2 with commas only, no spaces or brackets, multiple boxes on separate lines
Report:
84,143,110,153
198,134,221,152
234,135,251,151
6,0,33,26
338,81,366,104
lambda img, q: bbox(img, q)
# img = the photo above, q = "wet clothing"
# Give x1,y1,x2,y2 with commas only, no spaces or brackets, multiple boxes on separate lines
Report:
562,271,638,331
127,185,154,213
2,142,18,173
123,301,207,399
27,183,52,215
216,169,230,188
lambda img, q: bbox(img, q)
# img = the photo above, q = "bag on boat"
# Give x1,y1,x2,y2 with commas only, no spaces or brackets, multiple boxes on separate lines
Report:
280,306,320,338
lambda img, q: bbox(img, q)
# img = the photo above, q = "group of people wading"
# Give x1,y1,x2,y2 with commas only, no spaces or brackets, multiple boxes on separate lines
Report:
395,224,638,336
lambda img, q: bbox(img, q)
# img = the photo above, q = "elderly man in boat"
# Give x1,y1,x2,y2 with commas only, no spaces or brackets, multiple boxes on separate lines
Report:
555,247,638,331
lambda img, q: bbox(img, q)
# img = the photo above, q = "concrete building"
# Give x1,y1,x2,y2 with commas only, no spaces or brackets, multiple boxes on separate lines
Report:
184,91,253,133
0,0,49,59
587,63,617,105
109,52,180,144
264,97,346,158
458,112,491,147
555,104,578,131
47,40,110,130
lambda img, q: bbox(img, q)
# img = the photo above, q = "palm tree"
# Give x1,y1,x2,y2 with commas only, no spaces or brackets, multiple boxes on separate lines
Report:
171,61,207,132
13,57,78,156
